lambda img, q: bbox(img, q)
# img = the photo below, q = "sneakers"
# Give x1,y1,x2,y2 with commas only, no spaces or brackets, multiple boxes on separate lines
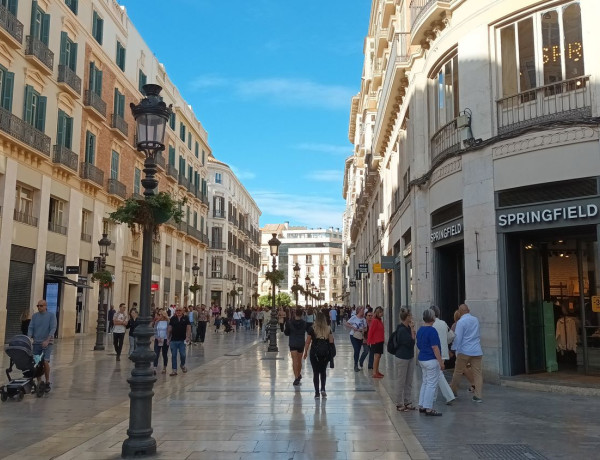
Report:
44,382,51,393
354,365,360,372
182,367,188,373
293,378,300,386
321,390,327,398
116,355,120,362
314,392,320,399
472,396,483,403
298,374,302,381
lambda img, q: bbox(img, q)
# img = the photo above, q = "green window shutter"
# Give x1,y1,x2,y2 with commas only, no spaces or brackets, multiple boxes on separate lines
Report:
85,131,95,164
201,150,205,165
200,216,204,233
70,41,77,71
36,95,46,132
59,32,67,66
70,0,78,15
65,115,73,149
92,11,97,38
98,17,103,44
41,13,50,45
56,110,65,146
95,69,102,97
188,165,192,180
23,85,33,124
194,141,199,158
88,62,95,91
2,71,14,111
119,93,125,116
30,2,39,38
7,0,17,15
168,145,175,165
113,88,119,115
169,112,175,130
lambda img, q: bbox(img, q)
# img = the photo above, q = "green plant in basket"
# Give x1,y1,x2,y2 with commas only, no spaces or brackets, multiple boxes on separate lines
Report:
109,192,186,231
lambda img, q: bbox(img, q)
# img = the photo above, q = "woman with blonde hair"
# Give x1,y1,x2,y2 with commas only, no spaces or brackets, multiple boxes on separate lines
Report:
303,312,334,399
153,309,170,375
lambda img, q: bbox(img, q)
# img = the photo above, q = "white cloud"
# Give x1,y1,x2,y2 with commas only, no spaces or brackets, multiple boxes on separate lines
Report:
252,190,344,229
305,170,342,182
230,165,256,181
293,143,350,155
189,75,354,110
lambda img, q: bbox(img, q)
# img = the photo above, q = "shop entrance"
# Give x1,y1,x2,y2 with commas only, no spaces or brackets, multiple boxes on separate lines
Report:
434,241,465,326
505,228,600,375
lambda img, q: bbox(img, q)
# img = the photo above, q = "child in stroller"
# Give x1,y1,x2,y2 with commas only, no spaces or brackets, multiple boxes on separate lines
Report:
221,316,233,333
1,335,47,401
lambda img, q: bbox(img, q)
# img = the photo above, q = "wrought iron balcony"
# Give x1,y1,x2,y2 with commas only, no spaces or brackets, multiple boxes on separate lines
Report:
81,232,92,243
84,90,106,118
430,117,462,162
14,210,38,227
107,178,127,199
165,260,171,267
111,113,128,138
52,145,78,172
496,75,592,135
57,65,81,96
155,152,166,170
79,162,104,187
213,210,225,219
166,164,178,179
178,174,190,190
0,4,23,45
25,35,53,72
0,106,50,155
210,241,226,250
48,221,67,235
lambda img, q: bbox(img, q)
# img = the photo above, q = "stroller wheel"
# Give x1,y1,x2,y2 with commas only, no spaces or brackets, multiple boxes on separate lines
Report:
17,389,25,401
1,392,7,402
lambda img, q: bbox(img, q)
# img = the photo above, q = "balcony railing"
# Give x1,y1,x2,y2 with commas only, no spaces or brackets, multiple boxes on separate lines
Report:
410,0,436,33
48,221,67,235
165,260,171,267
156,152,166,170
0,106,50,155
14,210,38,227
152,256,160,264
25,35,53,71
111,113,128,137
211,272,222,279
213,210,225,219
0,4,23,44
178,174,191,190
430,117,461,162
81,232,91,243
210,241,226,250
107,178,127,199
175,263,182,270
84,90,106,118
57,65,81,95
52,144,78,172
166,164,178,179
79,162,104,186
496,76,592,135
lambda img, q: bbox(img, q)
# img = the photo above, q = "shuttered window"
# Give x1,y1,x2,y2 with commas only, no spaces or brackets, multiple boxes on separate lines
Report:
59,32,77,71
92,10,103,44
23,85,46,131
56,109,73,149
89,62,102,96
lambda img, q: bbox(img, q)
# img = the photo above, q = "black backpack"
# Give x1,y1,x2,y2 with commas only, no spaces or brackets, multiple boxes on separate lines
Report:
311,337,330,362
387,326,400,355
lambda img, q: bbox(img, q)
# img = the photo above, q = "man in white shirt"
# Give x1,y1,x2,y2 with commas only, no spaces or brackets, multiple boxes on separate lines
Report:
112,303,128,361
450,304,484,402
431,306,455,405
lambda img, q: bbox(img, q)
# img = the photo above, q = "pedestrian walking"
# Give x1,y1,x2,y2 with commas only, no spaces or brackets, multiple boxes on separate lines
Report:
107,305,116,333
367,306,385,378
346,306,367,372
329,307,337,332
112,303,128,361
189,305,198,343
285,307,307,386
278,307,286,332
431,305,456,405
305,307,315,330
153,309,169,374
303,312,334,399
450,304,484,402
168,306,191,376
28,299,56,393
20,309,31,335
257,308,265,331
359,310,374,370
416,308,444,416
127,308,139,357
196,304,209,343
394,308,417,411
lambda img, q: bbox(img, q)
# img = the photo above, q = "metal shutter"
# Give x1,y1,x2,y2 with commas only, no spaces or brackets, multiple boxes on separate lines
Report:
5,260,33,342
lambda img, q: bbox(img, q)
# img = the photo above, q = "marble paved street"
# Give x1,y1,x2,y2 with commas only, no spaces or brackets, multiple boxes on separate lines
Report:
1,325,598,460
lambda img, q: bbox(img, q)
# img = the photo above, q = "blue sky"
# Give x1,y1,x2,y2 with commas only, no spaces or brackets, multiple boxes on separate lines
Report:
122,0,370,229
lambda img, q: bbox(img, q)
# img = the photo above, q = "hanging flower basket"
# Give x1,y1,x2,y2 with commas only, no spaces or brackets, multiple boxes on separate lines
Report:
109,192,186,231
265,270,284,286
91,270,113,286
291,284,304,295
189,284,201,294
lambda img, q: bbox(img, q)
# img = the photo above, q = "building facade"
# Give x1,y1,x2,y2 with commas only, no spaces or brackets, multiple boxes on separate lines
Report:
206,155,260,309
259,223,343,306
0,0,210,342
344,0,600,379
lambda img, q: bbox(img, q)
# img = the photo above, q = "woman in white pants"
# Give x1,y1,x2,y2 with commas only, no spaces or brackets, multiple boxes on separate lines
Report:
431,305,456,405
416,308,444,416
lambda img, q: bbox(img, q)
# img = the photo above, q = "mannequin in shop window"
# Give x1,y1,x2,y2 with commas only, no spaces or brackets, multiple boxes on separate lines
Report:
555,304,578,363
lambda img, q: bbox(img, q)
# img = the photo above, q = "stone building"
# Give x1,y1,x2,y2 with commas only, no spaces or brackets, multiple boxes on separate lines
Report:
343,0,600,379
0,0,210,341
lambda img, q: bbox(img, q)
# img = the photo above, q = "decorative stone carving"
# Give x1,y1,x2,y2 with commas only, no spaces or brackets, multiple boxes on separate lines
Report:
429,157,462,186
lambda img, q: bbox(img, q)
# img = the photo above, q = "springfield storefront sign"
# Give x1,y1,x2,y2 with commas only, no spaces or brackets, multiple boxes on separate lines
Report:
497,199,600,232
431,218,463,245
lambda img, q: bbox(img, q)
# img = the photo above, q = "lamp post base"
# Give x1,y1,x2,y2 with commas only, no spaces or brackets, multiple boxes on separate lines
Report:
122,436,156,458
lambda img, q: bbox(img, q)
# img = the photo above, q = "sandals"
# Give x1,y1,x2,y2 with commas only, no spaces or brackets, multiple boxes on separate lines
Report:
425,409,443,416
169,371,177,376
396,403,417,412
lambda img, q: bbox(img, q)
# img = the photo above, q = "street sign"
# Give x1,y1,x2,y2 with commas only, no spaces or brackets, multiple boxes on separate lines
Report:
592,295,600,312
373,263,385,273
358,263,368,273
65,265,79,275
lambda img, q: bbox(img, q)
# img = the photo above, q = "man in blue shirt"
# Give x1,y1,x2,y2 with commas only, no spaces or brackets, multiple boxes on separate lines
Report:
450,304,483,402
28,299,57,392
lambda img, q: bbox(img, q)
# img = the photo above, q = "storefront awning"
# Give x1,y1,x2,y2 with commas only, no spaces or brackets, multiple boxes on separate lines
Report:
46,274,92,289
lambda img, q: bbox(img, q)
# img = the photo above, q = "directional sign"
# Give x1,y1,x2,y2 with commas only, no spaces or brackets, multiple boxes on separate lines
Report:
592,295,600,313
358,263,368,273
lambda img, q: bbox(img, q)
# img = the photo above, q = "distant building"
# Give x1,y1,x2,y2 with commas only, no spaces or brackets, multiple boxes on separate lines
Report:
260,223,343,305
206,155,260,309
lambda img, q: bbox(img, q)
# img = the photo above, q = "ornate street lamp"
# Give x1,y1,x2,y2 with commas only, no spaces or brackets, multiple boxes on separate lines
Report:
190,263,200,306
253,281,258,307
293,262,300,306
122,84,171,458
231,274,238,308
93,233,111,351
305,275,310,307
311,282,316,308
267,233,281,352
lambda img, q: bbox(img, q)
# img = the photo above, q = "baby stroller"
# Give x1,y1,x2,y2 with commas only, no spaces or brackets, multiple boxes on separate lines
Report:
221,317,233,333
1,335,46,401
